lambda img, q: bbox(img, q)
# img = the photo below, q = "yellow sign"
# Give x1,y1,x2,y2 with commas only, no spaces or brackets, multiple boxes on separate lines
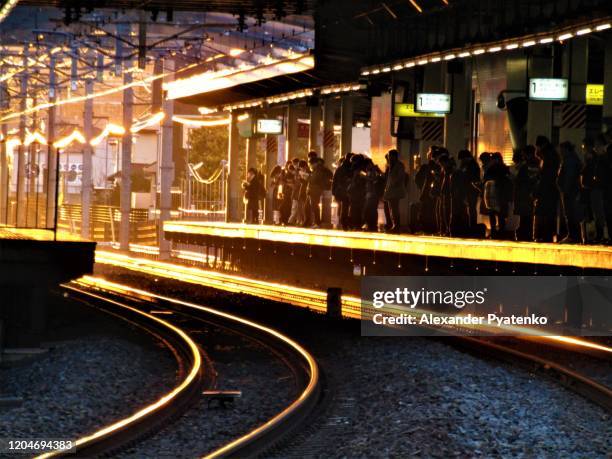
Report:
394,103,444,118
586,84,604,106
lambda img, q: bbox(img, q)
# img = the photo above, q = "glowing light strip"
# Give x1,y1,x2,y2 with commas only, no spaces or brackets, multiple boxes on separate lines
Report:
361,18,612,76
90,123,126,146
220,83,364,112
94,250,612,354
0,0,19,24
164,54,315,100
37,279,202,458
72,276,319,459
172,115,230,127
130,112,165,133
24,129,47,146
162,221,612,270
95,250,337,314
0,55,212,124
53,129,86,149
408,0,423,13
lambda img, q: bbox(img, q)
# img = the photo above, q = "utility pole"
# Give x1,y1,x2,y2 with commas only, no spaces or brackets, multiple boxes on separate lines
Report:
159,58,174,259
46,53,57,232
0,79,8,225
16,46,28,227
119,68,133,251
81,78,94,239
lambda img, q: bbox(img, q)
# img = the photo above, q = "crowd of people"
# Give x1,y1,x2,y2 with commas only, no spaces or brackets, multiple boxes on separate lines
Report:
242,129,612,244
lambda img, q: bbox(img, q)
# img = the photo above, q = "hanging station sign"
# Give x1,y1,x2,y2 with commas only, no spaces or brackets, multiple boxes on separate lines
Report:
586,84,604,106
255,119,283,135
528,78,569,101
414,93,452,113
395,103,445,118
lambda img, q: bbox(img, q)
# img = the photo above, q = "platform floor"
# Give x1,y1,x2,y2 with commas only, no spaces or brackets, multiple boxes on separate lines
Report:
0,227,84,241
163,221,612,270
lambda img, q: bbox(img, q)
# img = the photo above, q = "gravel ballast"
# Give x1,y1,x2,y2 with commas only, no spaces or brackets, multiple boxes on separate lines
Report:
0,299,176,453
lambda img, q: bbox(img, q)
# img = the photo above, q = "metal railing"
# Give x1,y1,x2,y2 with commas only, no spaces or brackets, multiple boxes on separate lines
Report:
58,203,157,245
179,163,226,221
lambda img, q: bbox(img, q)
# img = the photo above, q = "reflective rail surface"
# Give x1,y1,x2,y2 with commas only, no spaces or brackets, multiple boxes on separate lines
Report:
37,280,204,458
96,250,612,356
164,221,612,270
66,276,321,458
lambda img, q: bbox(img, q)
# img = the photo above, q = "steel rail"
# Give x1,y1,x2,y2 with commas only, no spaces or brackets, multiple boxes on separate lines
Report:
74,276,322,458
36,284,205,458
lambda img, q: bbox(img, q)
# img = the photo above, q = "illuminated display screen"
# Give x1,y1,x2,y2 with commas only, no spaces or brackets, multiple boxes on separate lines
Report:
255,119,283,134
415,93,452,113
528,78,569,101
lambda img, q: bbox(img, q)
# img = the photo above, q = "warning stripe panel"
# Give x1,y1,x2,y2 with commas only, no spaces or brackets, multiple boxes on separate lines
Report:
323,130,335,148
421,120,444,142
561,103,586,129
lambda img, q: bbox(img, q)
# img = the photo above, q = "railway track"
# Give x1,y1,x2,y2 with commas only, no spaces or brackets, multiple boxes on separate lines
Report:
95,251,612,414
38,276,321,458
452,336,612,412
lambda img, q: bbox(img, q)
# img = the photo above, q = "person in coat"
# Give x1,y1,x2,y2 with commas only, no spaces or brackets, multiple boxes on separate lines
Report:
383,149,406,233
533,136,560,242
557,141,583,243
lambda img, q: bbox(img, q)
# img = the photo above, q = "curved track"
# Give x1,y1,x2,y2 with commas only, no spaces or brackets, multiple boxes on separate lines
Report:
38,276,321,458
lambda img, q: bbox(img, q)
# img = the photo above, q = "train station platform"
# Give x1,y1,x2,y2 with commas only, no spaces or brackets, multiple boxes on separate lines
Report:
163,221,612,271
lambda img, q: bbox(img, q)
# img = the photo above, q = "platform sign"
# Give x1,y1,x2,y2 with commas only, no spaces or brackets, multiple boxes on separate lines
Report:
586,84,604,106
394,103,445,118
255,119,283,135
415,93,452,113
528,78,569,101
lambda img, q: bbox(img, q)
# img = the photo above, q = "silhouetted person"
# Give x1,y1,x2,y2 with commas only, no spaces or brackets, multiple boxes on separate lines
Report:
243,168,264,224
348,154,367,230
332,153,353,230
483,152,511,238
582,136,610,243
307,157,332,228
383,149,406,233
513,145,539,241
446,156,470,236
458,149,481,230
580,138,596,242
533,136,560,242
415,147,442,234
557,141,583,243
363,158,384,231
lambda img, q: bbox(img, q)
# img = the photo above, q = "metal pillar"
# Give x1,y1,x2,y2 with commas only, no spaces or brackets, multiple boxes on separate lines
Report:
527,55,553,145
340,96,354,157
445,61,471,155
285,104,298,161
226,112,242,222
246,136,257,171
159,59,175,260
603,33,612,129
16,49,28,227
309,104,321,154
560,38,588,145
322,100,335,225
81,79,94,239
264,134,278,223
119,69,133,251
46,55,57,231
0,81,7,225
